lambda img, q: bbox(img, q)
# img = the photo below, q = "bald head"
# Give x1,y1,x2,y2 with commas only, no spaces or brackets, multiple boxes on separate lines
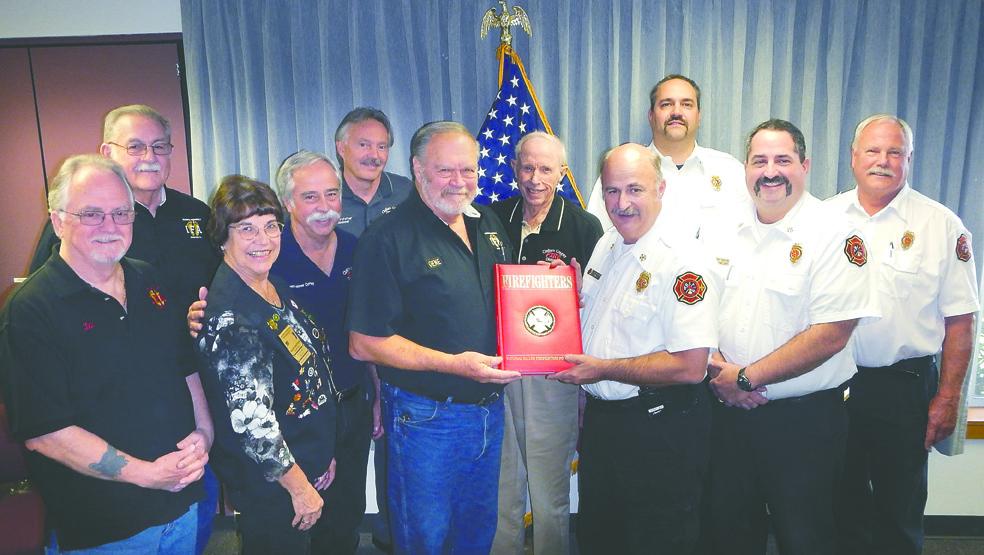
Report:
599,143,665,244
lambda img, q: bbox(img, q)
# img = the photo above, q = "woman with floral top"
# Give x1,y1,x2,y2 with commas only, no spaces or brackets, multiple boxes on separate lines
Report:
195,175,337,554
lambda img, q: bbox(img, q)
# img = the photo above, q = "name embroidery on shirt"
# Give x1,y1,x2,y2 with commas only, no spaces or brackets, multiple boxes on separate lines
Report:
427,257,442,268
674,272,707,305
844,235,868,267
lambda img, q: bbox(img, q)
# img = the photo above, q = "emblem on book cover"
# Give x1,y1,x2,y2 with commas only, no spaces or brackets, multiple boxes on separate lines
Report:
524,305,555,336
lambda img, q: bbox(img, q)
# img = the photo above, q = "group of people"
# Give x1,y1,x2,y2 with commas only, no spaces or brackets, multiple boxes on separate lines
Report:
0,71,977,555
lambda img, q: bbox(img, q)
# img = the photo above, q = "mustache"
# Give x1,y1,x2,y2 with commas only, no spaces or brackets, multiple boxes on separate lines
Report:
610,206,640,217
306,209,341,225
93,234,125,242
664,115,687,126
866,167,896,178
134,162,162,171
360,157,383,167
753,175,793,196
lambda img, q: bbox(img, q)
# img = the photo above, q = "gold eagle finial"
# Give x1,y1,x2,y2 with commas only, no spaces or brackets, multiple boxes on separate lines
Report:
481,1,532,46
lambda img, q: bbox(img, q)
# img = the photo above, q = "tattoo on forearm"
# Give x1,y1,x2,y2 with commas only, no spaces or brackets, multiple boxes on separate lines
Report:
89,445,128,478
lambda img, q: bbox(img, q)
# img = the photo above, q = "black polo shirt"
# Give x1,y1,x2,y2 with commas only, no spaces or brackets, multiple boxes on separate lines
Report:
337,171,413,237
346,188,513,403
29,186,221,311
490,193,604,268
0,254,203,550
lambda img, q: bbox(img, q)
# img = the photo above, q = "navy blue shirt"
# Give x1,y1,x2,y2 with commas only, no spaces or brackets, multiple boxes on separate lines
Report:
272,223,364,391
346,188,513,404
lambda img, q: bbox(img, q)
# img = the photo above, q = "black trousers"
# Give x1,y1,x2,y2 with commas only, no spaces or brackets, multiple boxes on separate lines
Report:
577,384,711,555
706,385,849,555
835,356,938,555
310,379,373,555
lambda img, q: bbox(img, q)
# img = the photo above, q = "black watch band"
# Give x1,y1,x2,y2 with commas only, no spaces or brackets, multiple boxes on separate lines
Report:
737,367,755,392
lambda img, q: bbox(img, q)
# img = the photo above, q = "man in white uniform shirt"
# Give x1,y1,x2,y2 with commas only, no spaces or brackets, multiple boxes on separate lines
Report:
699,119,878,554
826,115,979,555
551,143,720,554
586,74,746,237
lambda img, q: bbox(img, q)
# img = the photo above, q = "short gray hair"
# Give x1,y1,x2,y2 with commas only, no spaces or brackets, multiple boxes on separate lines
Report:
275,150,342,206
334,107,395,165
515,131,568,166
852,114,914,156
597,143,663,185
409,121,477,169
103,105,171,143
48,155,133,212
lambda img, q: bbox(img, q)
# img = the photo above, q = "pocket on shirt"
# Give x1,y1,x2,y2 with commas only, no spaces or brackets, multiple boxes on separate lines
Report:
762,272,809,332
610,293,660,355
878,253,919,299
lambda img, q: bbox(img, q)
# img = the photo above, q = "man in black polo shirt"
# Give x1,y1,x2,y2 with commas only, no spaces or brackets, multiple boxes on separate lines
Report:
347,121,521,554
29,104,221,312
27,105,221,552
333,107,414,237
0,155,212,553
489,131,603,555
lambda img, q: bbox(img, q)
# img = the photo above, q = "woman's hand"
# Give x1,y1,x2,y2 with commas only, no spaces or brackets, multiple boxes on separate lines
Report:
278,464,324,530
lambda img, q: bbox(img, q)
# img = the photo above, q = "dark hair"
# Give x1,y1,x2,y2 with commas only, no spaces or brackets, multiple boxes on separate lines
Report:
649,74,702,111
334,107,395,165
207,175,284,248
744,119,808,163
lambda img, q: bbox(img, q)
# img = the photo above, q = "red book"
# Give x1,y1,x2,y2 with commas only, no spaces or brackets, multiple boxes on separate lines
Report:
495,264,583,374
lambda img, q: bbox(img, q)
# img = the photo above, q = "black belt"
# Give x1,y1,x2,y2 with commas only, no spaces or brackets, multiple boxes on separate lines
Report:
335,381,364,402
857,354,935,379
586,384,699,416
768,381,849,405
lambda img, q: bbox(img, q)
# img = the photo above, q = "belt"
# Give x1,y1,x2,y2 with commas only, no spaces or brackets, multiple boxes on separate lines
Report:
416,390,502,407
335,381,364,402
768,381,849,405
857,354,935,379
586,384,699,416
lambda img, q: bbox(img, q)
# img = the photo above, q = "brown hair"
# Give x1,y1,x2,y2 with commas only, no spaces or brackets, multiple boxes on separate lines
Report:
207,174,283,248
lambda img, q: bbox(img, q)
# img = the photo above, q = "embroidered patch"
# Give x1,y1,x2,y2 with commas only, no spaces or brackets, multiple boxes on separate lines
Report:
147,288,166,307
956,234,972,262
426,257,442,268
673,272,707,305
844,235,867,267
901,231,914,250
184,219,203,238
789,243,803,264
636,271,651,293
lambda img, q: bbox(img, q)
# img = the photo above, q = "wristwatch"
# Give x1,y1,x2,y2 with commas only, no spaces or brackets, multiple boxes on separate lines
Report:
736,367,755,392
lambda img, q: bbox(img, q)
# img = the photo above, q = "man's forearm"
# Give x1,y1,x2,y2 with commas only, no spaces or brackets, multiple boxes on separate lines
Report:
186,372,214,447
602,348,709,387
744,319,858,388
349,332,454,373
26,426,149,486
939,313,976,399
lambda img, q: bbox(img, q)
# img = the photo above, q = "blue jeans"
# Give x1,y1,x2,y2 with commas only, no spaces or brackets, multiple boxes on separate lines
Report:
381,382,504,555
47,502,198,554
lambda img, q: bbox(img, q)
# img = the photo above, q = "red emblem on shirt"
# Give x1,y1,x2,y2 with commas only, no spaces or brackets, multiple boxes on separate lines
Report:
844,235,867,267
956,234,971,262
147,288,166,307
673,272,707,305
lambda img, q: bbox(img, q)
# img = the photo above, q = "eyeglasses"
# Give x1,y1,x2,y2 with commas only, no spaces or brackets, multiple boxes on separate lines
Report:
59,209,136,226
229,221,284,241
106,142,174,156
434,167,478,179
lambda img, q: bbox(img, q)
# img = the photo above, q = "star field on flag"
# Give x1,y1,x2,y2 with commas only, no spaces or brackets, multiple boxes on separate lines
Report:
474,46,581,206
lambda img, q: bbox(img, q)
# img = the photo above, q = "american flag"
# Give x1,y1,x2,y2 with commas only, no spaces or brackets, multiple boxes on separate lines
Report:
474,45,582,206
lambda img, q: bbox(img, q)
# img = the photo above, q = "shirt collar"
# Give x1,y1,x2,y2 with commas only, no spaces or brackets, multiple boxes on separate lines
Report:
504,194,565,232
341,172,394,202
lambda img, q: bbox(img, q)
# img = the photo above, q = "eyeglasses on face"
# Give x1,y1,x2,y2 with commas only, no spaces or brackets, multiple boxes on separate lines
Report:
59,209,136,226
228,221,284,240
107,142,174,156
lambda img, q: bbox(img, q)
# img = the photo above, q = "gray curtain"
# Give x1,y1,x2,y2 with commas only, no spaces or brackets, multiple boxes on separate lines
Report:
180,0,984,266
